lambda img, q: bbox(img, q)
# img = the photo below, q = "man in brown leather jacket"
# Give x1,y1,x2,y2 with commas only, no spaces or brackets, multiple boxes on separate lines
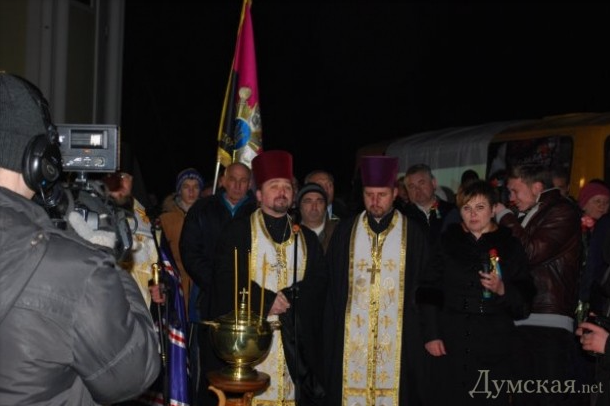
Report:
495,164,581,406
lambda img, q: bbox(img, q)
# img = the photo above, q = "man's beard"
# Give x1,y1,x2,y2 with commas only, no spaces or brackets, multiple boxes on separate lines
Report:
269,198,290,215
368,205,389,219
113,195,134,211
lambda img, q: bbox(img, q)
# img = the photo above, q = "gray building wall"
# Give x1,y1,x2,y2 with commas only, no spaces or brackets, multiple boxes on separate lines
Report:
0,0,124,125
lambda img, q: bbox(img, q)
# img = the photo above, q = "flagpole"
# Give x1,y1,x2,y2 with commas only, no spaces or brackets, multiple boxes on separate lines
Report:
151,222,190,406
212,161,221,195
213,69,234,195
213,0,250,194
150,220,170,406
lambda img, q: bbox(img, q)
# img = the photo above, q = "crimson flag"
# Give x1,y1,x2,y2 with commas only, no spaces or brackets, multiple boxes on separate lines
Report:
216,0,262,169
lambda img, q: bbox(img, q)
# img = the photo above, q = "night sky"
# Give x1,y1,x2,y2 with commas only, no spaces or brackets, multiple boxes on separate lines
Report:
121,1,610,204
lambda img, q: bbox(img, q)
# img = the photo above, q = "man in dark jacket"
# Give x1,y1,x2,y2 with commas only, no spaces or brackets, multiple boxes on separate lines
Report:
400,163,460,246
296,182,338,253
304,169,351,220
180,161,257,405
0,73,160,404
495,164,581,405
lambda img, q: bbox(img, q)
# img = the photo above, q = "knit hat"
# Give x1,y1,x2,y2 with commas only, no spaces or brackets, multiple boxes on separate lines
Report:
176,167,204,193
297,182,327,206
251,150,293,188
0,73,48,173
578,182,610,209
361,156,399,187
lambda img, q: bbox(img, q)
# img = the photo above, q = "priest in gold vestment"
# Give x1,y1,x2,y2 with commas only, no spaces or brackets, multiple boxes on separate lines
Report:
210,151,327,406
324,156,430,406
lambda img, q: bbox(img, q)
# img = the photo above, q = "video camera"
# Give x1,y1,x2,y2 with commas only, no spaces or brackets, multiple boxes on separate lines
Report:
40,124,132,261
58,124,120,173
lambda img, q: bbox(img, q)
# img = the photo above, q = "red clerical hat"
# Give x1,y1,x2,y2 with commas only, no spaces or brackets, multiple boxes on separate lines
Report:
361,156,399,187
252,150,293,187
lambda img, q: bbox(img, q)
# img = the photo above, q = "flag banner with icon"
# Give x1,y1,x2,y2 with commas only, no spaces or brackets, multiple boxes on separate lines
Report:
216,0,262,169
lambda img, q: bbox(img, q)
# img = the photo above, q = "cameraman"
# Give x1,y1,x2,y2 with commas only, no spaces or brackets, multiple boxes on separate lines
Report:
0,73,160,404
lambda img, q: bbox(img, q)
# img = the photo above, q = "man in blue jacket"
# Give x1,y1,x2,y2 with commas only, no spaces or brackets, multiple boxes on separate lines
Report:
180,161,257,405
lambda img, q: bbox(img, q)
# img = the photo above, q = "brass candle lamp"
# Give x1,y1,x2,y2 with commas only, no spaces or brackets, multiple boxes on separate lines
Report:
203,292,279,381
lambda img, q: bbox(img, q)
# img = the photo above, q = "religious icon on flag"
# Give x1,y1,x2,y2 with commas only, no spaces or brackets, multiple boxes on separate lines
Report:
216,0,262,170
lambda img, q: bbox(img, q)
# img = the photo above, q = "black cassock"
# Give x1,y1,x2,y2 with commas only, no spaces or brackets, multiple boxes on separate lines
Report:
323,210,430,406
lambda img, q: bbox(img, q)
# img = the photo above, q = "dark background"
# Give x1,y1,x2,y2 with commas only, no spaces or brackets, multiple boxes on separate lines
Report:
121,1,610,204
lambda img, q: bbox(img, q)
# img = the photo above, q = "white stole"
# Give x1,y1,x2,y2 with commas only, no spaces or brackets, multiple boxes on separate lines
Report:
249,209,306,405
343,211,406,406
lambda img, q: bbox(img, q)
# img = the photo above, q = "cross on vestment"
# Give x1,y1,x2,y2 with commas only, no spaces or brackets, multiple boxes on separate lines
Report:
367,262,381,284
367,233,382,284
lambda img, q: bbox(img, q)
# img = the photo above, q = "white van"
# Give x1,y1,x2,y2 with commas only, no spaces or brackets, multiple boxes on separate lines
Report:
358,112,610,198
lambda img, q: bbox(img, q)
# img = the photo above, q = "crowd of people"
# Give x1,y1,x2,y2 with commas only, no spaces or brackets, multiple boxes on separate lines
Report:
2,70,610,406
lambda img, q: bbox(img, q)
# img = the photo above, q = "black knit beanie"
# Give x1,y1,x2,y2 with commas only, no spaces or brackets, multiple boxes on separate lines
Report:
0,73,47,173
297,182,328,206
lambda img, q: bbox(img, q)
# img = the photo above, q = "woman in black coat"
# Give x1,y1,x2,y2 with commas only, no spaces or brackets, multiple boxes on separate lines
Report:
417,180,535,405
